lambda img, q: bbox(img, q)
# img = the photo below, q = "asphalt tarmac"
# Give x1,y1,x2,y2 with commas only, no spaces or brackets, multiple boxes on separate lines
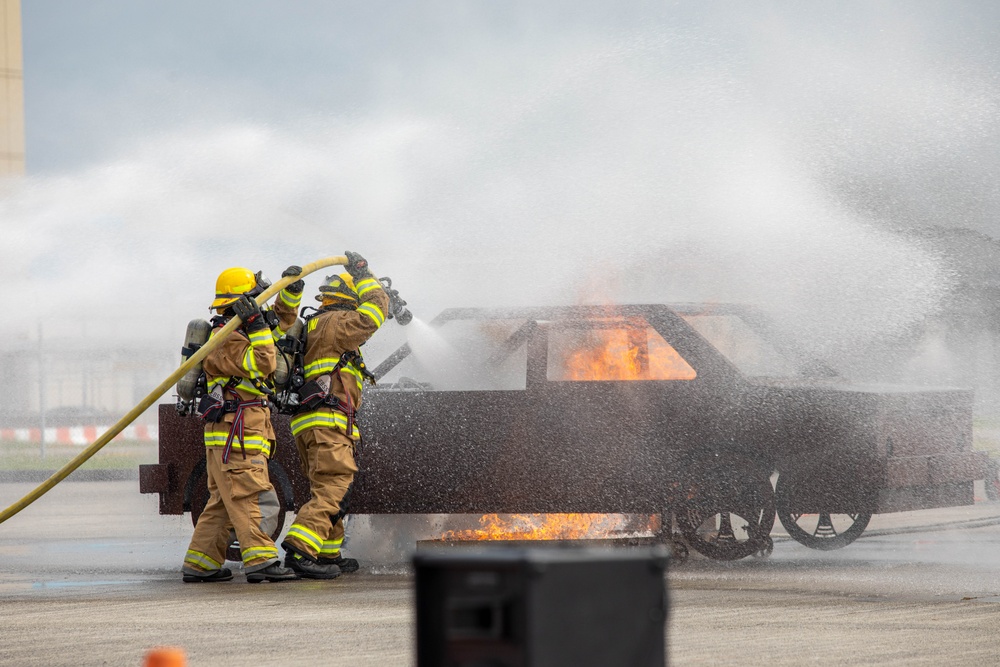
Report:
2,479,1000,666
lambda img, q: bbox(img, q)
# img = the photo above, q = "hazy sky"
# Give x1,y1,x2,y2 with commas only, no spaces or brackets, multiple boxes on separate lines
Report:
5,2,1000,357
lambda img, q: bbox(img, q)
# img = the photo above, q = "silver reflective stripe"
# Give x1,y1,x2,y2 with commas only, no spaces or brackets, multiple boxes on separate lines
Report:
184,550,222,571
355,277,380,296
286,523,323,551
289,411,359,438
319,538,344,556
241,545,278,564
357,302,385,327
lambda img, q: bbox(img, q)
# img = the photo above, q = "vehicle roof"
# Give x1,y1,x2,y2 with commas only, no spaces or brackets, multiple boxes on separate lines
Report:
429,303,758,323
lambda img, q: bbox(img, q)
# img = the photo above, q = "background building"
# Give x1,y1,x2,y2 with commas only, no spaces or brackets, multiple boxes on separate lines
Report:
0,335,174,434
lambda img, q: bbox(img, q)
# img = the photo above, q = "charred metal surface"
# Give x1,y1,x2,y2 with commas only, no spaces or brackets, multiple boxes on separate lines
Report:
137,463,170,494
149,304,987,537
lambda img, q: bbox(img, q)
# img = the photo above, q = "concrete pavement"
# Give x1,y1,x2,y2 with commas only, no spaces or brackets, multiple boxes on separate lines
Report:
4,480,1000,665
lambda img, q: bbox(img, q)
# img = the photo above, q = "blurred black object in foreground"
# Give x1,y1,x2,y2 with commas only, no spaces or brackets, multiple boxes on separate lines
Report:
414,546,668,667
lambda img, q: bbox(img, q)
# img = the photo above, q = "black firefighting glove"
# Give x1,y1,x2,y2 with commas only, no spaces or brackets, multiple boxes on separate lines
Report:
232,294,266,332
345,250,374,281
281,265,305,295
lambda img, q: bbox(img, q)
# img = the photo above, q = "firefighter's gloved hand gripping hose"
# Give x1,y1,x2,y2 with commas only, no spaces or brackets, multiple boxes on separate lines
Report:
0,254,349,526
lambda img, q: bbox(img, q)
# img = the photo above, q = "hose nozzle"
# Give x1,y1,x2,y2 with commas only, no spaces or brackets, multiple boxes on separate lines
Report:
379,277,412,326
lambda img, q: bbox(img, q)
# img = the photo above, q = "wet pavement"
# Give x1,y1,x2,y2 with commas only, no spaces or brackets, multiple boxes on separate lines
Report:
3,480,1000,665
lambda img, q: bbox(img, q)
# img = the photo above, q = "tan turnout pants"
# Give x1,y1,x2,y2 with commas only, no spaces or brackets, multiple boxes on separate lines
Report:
283,427,357,560
182,447,281,576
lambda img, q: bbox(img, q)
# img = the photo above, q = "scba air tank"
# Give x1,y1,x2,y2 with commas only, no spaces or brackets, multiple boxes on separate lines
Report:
176,318,212,402
274,318,305,390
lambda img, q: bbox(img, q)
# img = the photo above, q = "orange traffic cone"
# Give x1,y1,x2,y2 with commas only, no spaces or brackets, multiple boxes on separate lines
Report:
144,647,186,667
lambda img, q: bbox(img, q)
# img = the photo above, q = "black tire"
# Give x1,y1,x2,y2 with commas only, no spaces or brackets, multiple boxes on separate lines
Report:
675,456,776,561
774,474,871,550
186,457,292,562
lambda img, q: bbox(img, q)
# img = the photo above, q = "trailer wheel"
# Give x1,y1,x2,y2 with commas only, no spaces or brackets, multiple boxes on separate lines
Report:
774,474,871,550
675,456,775,561
185,457,293,562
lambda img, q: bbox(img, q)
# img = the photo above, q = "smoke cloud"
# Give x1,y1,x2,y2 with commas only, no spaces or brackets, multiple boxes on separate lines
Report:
3,3,998,372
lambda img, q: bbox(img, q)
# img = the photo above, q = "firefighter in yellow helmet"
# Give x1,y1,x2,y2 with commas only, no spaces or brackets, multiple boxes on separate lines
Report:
281,251,389,578
181,265,305,583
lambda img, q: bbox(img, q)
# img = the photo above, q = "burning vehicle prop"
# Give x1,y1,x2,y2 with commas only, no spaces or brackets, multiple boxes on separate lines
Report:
141,304,987,561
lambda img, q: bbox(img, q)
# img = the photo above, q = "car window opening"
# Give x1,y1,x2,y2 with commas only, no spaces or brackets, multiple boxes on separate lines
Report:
377,318,529,391
547,318,696,382
681,314,797,377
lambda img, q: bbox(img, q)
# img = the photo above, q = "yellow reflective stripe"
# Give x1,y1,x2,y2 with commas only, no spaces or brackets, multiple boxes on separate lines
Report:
248,328,272,347
340,365,364,391
289,411,360,438
304,360,365,387
203,443,272,456
304,357,341,379
279,289,302,309
204,433,269,447
203,431,230,445
207,377,265,396
243,346,261,377
290,411,347,432
184,550,222,570
235,378,267,396
307,317,319,333
355,277,380,296
243,330,272,378
357,302,385,328
319,539,344,556
241,545,278,563
203,431,272,456
286,524,323,551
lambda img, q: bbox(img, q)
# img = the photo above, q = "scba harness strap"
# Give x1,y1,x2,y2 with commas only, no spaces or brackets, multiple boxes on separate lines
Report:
221,397,269,464
295,351,376,437
196,376,271,463
275,309,375,418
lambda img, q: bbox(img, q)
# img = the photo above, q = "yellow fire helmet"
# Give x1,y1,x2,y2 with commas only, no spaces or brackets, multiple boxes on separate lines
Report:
211,267,257,310
317,273,359,306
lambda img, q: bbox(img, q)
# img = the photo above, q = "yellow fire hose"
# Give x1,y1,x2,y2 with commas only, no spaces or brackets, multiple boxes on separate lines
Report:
0,254,348,526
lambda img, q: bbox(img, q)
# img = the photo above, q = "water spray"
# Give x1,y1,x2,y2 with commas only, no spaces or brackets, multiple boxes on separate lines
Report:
0,254,352,526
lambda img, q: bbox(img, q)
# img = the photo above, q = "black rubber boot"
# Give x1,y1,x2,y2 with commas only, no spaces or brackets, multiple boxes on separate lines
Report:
182,568,233,583
284,551,341,580
318,554,360,573
246,562,299,584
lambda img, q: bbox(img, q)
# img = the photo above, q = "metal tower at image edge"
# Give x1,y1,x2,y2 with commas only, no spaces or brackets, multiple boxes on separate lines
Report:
1,0,24,176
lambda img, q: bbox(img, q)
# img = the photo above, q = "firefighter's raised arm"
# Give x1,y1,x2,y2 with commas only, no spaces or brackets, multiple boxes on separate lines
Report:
272,265,305,339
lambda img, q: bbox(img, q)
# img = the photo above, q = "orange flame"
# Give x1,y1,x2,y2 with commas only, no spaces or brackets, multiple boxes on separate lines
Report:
559,319,696,381
441,513,659,541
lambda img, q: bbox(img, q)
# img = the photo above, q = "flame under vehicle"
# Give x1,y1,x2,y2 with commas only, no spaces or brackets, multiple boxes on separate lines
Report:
141,304,987,561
